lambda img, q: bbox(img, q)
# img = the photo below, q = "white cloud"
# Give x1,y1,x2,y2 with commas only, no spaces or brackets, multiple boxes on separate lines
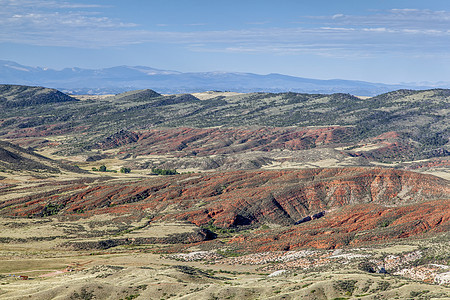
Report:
320,27,355,31
0,0,134,30
362,27,388,32
0,0,139,47
326,9,450,30
0,3,449,60
332,14,344,19
390,8,420,13
0,0,104,9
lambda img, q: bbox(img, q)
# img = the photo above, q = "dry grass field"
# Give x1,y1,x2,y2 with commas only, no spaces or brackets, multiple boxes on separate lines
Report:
0,210,449,300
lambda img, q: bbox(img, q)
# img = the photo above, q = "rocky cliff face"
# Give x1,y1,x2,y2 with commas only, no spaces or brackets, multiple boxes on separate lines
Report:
225,199,449,252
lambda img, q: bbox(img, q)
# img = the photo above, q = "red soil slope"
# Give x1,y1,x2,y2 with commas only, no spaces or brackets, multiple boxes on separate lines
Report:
95,127,354,156
93,127,427,165
5,126,425,166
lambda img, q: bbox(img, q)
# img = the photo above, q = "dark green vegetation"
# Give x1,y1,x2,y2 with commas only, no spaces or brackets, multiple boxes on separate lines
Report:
151,168,179,175
0,85,448,162
120,167,131,173
41,203,65,217
92,165,117,173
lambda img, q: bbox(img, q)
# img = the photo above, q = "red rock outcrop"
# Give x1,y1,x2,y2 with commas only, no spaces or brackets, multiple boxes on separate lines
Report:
2,168,448,226
226,199,450,252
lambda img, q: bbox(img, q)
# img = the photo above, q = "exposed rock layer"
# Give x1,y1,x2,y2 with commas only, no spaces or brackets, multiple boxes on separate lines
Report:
1,167,449,250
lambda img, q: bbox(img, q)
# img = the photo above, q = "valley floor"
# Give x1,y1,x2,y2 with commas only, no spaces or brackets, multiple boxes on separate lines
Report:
1,238,450,300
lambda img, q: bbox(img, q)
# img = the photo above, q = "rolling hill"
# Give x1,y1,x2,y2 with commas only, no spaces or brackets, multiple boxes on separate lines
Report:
0,86,448,165
0,84,76,108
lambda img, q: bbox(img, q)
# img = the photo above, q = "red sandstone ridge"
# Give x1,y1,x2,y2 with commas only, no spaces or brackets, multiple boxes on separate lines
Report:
224,199,450,252
2,167,448,223
92,127,436,168
94,126,354,156
2,167,448,250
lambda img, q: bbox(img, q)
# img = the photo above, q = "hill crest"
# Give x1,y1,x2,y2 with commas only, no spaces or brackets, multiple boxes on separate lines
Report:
0,84,76,108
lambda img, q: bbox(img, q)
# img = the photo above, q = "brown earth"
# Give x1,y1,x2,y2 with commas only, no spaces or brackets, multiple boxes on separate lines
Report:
1,88,449,299
0,126,432,163
93,127,422,161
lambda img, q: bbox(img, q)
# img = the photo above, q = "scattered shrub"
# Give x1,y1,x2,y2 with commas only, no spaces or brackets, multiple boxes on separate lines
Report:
42,203,65,217
151,168,178,175
334,280,357,296
120,167,131,173
358,261,377,273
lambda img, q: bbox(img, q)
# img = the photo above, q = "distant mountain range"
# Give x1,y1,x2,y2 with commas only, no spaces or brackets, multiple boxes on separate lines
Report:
0,60,444,96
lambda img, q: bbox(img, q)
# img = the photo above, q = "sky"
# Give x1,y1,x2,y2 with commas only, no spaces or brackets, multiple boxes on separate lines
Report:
1,0,450,84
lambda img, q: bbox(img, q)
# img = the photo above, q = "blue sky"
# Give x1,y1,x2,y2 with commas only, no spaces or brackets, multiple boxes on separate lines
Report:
1,0,450,84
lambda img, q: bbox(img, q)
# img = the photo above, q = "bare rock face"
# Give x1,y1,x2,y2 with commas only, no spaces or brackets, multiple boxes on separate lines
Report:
1,167,448,251
227,199,450,252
